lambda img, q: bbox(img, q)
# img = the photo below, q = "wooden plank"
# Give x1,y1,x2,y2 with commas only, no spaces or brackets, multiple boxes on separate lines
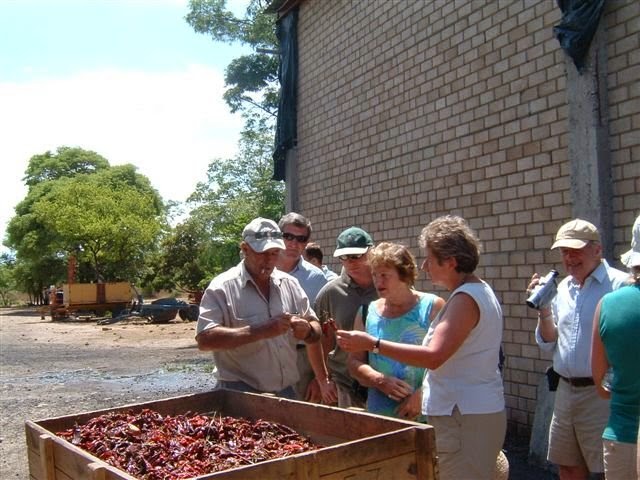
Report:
38,435,55,480
414,425,438,480
88,462,106,480
313,429,422,474
320,453,417,480
296,451,320,480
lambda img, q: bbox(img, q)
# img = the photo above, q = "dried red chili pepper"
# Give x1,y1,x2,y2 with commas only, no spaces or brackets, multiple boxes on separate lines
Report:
57,408,320,480
321,317,338,335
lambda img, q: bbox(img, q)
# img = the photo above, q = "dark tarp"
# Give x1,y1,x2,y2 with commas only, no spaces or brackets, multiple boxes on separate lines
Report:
553,0,605,73
272,7,298,181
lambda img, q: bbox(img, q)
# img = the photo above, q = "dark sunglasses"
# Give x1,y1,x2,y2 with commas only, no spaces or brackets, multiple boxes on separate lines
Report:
282,232,309,243
250,231,283,240
339,253,365,261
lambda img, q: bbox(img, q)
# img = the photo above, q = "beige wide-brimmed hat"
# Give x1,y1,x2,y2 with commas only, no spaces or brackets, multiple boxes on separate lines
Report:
550,219,600,250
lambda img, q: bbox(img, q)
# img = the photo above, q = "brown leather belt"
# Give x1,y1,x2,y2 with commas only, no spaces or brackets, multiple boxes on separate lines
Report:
560,375,595,387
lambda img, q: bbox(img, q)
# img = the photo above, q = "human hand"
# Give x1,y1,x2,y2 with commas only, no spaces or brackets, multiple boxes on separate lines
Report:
305,378,337,405
396,389,422,420
263,313,292,338
304,378,323,403
316,378,338,405
526,273,541,297
288,314,312,340
335,329,375,353
380,376,413,402
321,317,338,336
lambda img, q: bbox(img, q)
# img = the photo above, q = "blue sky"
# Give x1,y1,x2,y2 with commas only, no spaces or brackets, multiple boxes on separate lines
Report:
0,0,251,250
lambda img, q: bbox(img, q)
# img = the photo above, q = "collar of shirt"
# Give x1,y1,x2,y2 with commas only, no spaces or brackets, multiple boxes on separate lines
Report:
239,260,285,289
567,260,607,289
288,256,304,275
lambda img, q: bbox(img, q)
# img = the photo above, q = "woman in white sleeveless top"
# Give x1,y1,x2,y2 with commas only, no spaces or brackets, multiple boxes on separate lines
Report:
337,215,506,480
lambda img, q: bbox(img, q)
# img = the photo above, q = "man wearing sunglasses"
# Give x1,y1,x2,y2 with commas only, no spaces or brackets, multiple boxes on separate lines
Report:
195,217,322,399
308,226,378,408
276,212,329,402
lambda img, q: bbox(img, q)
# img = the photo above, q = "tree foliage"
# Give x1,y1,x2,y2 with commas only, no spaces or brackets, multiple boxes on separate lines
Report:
135,0,286,294
23,146,110,187
153,123,285,291
5,147,165,296
186,0,280,116
0,253,17,306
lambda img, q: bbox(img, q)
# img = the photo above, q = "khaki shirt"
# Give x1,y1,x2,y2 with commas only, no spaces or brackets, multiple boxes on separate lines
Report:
314,270,378,388
197,261,317,392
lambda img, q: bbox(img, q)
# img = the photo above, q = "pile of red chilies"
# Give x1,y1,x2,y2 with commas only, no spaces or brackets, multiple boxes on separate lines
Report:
56,408,320,479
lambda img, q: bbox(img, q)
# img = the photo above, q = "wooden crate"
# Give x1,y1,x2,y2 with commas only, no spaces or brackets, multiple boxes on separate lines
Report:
25,389,438,480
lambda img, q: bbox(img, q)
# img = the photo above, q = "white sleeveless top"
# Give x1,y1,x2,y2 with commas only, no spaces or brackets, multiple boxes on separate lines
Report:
421,281,505,415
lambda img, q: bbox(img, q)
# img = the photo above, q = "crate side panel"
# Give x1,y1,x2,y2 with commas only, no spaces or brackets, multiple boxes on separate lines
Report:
104,283,133,303
63,284,98,305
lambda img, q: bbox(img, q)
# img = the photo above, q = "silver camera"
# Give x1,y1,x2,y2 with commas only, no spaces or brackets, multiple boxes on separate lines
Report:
526,270,559,310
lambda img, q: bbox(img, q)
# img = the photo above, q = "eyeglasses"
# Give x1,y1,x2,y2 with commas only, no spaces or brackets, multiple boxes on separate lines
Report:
339,253,365,261
283,232,309,243
250,231,283,240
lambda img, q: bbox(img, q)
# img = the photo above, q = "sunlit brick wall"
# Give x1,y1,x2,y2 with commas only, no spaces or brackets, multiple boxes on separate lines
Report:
292,0,639,436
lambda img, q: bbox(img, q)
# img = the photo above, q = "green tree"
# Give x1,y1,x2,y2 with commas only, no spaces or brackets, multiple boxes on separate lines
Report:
0,253,16,306
23,146,110,187
153,123,284,291
186,0,279,116
5,148,166,290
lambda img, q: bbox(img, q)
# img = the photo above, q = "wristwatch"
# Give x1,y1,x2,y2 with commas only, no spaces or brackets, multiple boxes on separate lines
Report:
372,337,381,354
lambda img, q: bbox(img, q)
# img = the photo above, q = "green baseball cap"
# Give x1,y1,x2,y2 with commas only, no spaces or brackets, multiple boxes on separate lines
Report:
333,227,373,257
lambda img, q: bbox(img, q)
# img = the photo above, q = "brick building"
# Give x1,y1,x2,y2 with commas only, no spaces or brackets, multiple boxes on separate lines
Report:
269,0,640,439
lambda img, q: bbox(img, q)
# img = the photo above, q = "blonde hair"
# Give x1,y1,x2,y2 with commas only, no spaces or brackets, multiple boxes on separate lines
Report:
368,242,417,286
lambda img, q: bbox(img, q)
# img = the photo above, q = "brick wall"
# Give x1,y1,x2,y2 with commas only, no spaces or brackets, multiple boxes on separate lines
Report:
292,0,640,436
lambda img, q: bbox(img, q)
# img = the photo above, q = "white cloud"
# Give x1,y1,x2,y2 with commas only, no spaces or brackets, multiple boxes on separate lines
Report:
0,65,244,249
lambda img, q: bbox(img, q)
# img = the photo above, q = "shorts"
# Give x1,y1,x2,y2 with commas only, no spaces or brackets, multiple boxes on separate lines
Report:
603,440,638,480
547,379,608,472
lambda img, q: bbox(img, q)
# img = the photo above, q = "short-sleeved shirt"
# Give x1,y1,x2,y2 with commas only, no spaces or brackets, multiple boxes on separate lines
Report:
286,257,328,303
535,260,629,378
197,261,316,393
314,270,378,388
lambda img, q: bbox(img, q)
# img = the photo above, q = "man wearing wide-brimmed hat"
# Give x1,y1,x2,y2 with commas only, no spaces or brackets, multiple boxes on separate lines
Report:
196,217,322,399
528,219,628,479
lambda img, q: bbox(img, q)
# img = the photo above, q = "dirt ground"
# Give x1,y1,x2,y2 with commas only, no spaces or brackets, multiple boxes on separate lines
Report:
0,307,556,479
0,307,215,479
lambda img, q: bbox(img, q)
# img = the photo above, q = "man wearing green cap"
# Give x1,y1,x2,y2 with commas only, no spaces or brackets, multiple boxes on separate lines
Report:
527,218,628,479
307,226,378,408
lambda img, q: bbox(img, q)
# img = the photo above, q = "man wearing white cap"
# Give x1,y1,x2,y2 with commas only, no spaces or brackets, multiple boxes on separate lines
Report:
591,215,640,480
196,217,322,399
528,219,628,480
